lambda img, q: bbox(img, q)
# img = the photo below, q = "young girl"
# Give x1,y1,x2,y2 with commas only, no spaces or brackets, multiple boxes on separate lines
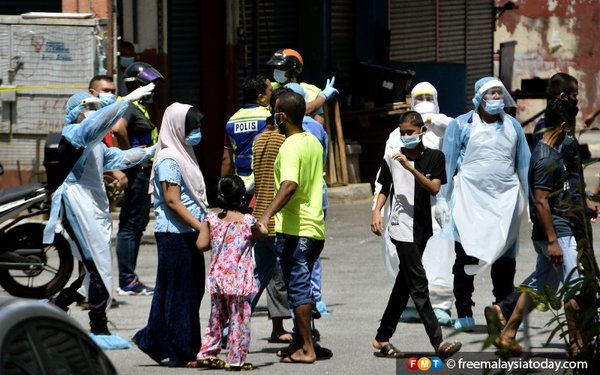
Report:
196,175,267,371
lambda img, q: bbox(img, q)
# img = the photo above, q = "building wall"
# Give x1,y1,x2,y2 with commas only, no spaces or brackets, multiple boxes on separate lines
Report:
494,0,600,130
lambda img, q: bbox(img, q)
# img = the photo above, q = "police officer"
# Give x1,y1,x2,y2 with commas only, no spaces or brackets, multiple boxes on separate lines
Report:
221,74,272,209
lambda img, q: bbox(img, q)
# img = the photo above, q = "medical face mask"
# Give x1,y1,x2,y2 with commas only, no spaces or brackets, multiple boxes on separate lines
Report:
98,93,116,106
273,69,288,84
120,56,135,69
83,110,96,119
414,101,436,115
185,128,202,146
483,99,505,115
400,133,422,149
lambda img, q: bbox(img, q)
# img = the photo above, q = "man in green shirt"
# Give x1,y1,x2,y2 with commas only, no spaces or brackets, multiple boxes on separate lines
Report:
258,91,327,364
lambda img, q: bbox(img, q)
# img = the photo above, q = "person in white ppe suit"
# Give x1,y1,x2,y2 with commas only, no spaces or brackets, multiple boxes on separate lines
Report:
44,84,156,347
436,77,530,330
373,82,455,325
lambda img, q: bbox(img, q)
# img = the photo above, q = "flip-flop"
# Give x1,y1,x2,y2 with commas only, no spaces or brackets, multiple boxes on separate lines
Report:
436,340,462,360
280,355,316,364
493,338,523,356
315,344,333,359
484,305,505,337
276,346,294,358
268,331,294,343
373,343,404,358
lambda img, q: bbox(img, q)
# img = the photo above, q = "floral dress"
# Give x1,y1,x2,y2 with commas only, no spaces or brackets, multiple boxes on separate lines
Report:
206,211,258,296
197,211,258,366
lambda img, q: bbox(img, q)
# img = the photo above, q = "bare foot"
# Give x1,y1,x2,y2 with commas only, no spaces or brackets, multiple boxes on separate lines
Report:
492,305,507,326
280,348,316,364
372,339,389,350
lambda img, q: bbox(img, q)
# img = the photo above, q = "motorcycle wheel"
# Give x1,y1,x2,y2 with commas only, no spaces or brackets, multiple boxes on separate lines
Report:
0,223,73,299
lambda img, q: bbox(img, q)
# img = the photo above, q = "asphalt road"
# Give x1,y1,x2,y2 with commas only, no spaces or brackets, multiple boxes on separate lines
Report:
1,197,595,374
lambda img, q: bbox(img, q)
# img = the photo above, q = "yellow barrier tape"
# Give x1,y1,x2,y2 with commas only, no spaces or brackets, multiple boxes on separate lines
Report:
0,84,88,91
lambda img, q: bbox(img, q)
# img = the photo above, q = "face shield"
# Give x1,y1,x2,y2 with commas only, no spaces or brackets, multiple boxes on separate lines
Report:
472,78,516,110
411,82,439,114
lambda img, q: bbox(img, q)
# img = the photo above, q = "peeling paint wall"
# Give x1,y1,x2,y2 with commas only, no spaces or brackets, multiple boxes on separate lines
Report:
494,0,600,130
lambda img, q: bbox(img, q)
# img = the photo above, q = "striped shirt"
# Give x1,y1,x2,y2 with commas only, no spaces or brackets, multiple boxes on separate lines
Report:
252,127,285,236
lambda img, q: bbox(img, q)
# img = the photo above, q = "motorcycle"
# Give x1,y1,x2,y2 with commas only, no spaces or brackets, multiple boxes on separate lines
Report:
0,163,73,299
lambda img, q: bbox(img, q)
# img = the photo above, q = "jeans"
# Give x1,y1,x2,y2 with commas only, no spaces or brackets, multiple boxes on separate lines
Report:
528,237,579,293
497,236,578,319
275,233,324,309
116,166,152,287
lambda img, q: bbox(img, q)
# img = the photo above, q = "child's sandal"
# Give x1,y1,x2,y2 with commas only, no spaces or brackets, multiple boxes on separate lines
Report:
225,362,254,371
197,357,226,369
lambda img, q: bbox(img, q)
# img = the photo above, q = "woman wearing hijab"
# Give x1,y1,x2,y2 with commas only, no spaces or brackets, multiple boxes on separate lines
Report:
133,102,207,367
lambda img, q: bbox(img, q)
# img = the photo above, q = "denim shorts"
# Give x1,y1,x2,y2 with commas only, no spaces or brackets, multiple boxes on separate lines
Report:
525,236,580,293
275,233,324,309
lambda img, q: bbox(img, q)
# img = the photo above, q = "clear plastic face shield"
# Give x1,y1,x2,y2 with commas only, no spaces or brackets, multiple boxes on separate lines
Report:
79,97,102,121
410,82,439,114
474,79,516,114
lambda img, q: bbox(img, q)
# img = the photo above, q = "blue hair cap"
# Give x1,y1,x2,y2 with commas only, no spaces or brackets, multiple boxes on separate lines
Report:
65,92,92,124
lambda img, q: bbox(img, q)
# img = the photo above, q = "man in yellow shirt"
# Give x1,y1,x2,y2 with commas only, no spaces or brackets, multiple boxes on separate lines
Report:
258,91,328,364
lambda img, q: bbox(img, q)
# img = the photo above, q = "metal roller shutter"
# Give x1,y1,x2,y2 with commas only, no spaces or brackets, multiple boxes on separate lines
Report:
239,0,298,82
330,0,354,94
168,0,202,106
389,0,436,62
390,0,493,107
465,0,494,102
438,0,466,63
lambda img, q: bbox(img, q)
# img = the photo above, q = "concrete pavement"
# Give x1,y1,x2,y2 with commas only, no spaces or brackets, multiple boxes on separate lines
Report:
2,198,595,374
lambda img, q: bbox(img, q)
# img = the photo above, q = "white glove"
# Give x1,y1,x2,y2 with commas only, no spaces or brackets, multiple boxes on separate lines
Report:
123,82,155,102
318,76,338,100
144,144,157,158
434,198,450,227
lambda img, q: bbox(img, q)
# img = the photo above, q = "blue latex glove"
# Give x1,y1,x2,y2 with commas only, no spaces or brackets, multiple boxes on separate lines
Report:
318,76,338,100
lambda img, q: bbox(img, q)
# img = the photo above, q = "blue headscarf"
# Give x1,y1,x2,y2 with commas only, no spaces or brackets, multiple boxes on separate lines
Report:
65,92,92,125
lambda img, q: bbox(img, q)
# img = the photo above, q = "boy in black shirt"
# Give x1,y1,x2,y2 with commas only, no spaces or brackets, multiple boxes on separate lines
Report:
371,111,461,359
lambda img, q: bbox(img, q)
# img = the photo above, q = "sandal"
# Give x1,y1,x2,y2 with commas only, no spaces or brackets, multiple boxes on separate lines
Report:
196,357,226,369
225,363,254,371
373,343,404,358
493,338,523,356
484,305,506,337
436,340,462,360
268,331,293,343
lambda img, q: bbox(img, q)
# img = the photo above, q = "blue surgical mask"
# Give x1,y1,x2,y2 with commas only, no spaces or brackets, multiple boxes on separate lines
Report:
120,56,135,69
273,69,288,84
98,93,116,106
400,134,422,149
185,128,202,145
483,99,505,115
